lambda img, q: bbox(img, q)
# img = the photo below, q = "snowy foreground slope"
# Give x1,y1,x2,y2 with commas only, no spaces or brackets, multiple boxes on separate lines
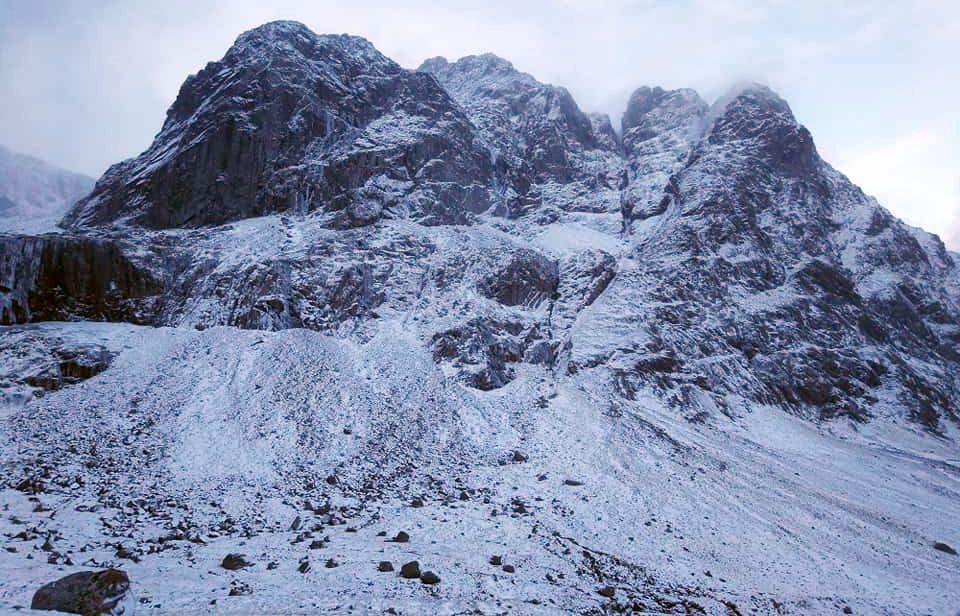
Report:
1,322,958,615
1,20,959,615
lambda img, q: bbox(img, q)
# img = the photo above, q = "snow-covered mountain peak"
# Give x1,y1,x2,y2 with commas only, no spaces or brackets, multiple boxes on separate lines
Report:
621,85,707,135
705,82,819,175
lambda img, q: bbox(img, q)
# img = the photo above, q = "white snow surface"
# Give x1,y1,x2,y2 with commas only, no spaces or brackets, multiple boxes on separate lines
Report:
0,321,958,614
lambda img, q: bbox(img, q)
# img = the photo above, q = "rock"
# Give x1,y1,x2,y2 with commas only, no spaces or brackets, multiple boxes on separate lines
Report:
597,586,616,598
478,250,559,308
933,542,957,555
378,561,394,572
420,571,440,585
511,450,528,463
266,561,279,570
563,479,584,486
391,531,410,543
489,555,502,566
0,235,160,325
221,553,253,570
290,515,302,531
325,558,338,568
843,608,853,614
31,569,130,615
399,561,421,579
65,21,493,231
410,497,424,508
298,559,311,574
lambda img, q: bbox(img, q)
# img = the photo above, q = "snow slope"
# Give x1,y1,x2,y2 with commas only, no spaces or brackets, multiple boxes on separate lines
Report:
0,322,957,614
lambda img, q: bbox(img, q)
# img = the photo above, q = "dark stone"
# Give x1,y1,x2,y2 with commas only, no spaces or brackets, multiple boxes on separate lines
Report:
391,531,410,543
489,555,502,566
410,497,424,508
420,571,440,585
378,561,394,572
221,553,253,570
31,569,130,615
563,479,584,486
598,586,616,598
298,559,311,574
325,558,338,568
933,542,957,555
479,250,559,307
502,564,515,573
399,561,421,579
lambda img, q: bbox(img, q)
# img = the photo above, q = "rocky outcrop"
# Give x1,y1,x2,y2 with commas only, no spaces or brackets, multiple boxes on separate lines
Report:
0,234,159,324
479,250,558,308
420,54,623,217
64,22,495,230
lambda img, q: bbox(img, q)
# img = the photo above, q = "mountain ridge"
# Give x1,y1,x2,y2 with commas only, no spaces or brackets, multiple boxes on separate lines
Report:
0,20,958,615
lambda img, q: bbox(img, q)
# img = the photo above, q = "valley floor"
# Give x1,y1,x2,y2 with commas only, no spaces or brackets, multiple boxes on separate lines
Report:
0,322,958,615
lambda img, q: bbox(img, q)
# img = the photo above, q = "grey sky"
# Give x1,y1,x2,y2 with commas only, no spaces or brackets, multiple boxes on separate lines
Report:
1,0,958,246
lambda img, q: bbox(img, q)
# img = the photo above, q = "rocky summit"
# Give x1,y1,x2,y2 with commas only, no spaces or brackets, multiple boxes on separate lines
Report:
0,20,958,615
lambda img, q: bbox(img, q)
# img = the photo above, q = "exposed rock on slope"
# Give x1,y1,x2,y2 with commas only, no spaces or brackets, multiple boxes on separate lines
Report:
0,234,159,324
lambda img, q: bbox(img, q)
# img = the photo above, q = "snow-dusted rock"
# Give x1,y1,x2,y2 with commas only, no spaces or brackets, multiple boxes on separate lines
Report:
1,20,959,616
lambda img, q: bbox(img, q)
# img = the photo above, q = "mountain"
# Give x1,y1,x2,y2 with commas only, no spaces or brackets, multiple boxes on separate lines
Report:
1,21,958,615
0,144,94,221
65,21,493,230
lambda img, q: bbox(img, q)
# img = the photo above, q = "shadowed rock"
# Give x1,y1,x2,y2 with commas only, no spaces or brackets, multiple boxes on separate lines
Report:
31,569,130,615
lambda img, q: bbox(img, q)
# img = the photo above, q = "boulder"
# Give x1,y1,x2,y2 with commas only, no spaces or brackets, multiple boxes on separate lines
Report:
31,569,130,615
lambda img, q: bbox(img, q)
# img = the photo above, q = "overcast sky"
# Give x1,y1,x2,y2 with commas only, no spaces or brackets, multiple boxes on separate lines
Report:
1,0,958,246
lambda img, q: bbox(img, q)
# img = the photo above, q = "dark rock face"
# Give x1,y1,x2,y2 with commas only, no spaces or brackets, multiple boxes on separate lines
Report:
479,250,558,307
65,21,494,230
31,569,130,615
0,234,159,324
